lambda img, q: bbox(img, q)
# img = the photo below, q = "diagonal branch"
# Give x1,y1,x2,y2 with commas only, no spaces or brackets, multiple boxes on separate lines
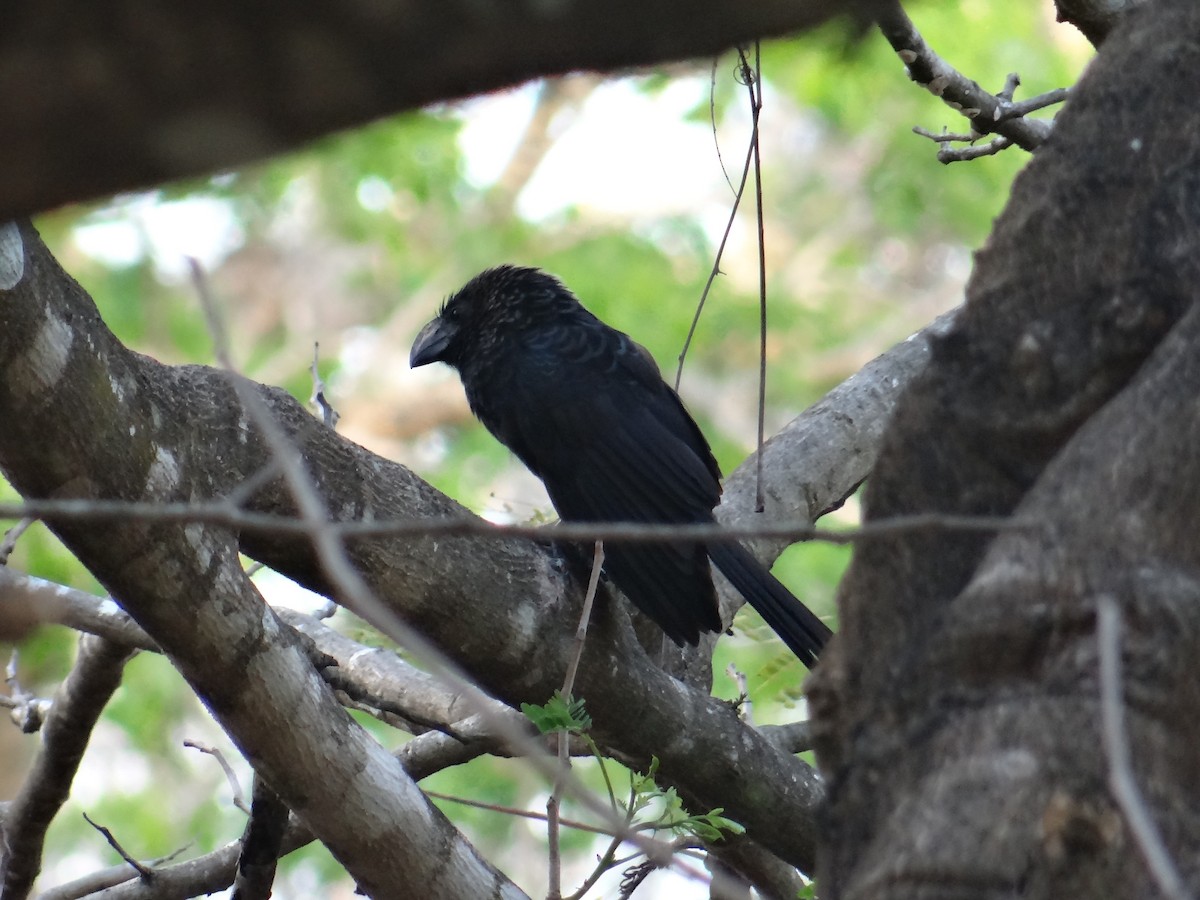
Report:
0,222,524,899
1,635,134,900
877,1,1067,158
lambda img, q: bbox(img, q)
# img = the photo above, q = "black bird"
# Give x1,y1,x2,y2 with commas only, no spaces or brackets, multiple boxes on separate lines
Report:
410,266,831,667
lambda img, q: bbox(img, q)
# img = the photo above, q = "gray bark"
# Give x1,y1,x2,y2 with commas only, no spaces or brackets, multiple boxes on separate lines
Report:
812,2,1200,896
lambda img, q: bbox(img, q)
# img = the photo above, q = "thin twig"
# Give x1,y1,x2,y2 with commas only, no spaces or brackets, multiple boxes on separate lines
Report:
709,59,735,195
184,740,251,814
549,540,605,900
676,51,759,390
561,541,604,702
309,342,340,429
0,496,1029,546
425,790,614,837
912,125,976,144
1096,596,1194,900
566,827,628,900
0,516,33,564
725,663,751,725
2,636,134,897
2,648,50,732
878,1,1066,157
83,811,154,880
746,41,769,514
1001,88,1071,119
912,123,1016,161
935,136,1014,163
548,797,563,897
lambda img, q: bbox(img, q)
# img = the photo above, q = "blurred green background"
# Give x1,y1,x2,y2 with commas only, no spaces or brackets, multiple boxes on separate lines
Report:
2,5,1089,896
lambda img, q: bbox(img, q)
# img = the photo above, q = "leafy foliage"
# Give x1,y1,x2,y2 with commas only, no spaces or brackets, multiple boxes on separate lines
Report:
627,758,745,843
522,692,593,735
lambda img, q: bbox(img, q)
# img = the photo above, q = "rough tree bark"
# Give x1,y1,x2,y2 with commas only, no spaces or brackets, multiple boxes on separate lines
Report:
812,1,1200,896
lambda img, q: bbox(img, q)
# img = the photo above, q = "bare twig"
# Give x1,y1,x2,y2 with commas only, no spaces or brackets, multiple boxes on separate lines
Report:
0,495,1028,546
912,125,976,144
2,649,51,733
562,541,605,702
1096,596,1194,900
741,42,770,514
725,663,752,725
184,740,251,814
927,133,1015,164
549,539,605,900
878,1,1067,158
309,342,340,429
426,790,620,839
709,59,736,195
2,636,133,899
82,811,155,880
1002,88,1071,119
0,516,33,564
547,793,565,896
676,52,760,390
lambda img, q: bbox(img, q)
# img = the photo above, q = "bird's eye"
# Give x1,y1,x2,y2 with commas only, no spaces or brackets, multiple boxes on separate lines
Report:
442,303,461,322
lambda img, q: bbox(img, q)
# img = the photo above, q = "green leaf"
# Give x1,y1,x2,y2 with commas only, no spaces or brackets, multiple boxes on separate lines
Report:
678,808,746,842
520,691,591,735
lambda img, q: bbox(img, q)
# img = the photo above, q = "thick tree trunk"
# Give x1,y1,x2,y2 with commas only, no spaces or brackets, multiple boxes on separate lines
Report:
812,1,1200,896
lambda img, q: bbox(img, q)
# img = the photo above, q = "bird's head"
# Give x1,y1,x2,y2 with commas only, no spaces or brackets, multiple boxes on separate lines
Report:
410,265,583,370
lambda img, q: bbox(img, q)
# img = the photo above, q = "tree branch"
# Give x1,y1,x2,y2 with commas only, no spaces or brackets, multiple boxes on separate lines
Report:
877,2,1066,157
0,0,885,220
1,635,133,899
0,224,524,898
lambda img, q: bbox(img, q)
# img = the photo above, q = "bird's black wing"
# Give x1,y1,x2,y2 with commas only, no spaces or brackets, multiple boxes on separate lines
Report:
482,324,725,644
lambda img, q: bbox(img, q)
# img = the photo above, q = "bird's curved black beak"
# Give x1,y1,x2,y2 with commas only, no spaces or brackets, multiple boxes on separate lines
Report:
410,316,457,367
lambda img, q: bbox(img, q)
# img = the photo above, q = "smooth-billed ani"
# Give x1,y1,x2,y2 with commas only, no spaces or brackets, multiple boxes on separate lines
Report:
410,266,831,667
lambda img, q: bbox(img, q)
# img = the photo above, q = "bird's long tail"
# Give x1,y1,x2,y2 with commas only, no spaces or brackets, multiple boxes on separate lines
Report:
707,541,832,668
